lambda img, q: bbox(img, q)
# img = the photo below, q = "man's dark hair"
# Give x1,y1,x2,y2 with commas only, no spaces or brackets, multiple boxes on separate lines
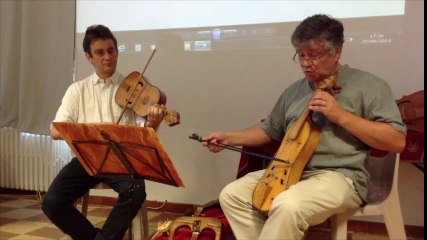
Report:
82,24,118,55
291,14,344,50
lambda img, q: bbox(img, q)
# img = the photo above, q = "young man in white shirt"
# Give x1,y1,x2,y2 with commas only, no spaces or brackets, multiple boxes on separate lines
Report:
43,24,164,240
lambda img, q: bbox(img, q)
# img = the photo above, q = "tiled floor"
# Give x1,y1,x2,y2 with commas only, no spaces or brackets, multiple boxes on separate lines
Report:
0,193,182,240
0,193,419,240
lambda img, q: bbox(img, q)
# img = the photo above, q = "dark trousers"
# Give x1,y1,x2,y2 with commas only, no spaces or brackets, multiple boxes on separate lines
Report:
42,158,146,240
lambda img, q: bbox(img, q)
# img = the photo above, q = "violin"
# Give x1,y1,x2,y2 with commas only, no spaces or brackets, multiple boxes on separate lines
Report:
115,49,180,126
252,74,341,215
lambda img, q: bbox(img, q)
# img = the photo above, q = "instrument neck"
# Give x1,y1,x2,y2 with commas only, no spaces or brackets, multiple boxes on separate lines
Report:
288,106,311,140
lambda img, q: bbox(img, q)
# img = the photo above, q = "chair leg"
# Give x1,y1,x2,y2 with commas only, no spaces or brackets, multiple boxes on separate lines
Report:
382,194,407,240
81,191,89,217
141,202,149,239
131,211,141,240
131,202,150,240
79,190,150,240
330,213,349,240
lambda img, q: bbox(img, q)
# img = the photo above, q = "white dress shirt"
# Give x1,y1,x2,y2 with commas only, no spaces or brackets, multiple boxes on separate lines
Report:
53,71,145,126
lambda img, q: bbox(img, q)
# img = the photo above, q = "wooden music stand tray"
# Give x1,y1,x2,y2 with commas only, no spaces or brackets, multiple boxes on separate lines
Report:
52,122,184,187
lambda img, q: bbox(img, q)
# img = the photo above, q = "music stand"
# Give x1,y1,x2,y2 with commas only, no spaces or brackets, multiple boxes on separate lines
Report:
52,122,184,187
52,122,184,239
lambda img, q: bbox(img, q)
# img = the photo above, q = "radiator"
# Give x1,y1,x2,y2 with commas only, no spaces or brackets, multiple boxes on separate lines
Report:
0,127,71,192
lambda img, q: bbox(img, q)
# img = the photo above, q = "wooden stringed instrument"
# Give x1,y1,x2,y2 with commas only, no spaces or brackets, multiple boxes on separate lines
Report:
252,74,340,215
149,220,172,240
149,206,222,240
115,49,180,126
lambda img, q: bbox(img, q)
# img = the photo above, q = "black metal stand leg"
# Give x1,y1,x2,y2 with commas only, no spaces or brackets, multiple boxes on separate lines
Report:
127,180,138,240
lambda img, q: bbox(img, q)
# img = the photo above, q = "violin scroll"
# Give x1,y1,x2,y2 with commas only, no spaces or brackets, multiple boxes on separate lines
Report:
160,106,180,127
318,73,341,96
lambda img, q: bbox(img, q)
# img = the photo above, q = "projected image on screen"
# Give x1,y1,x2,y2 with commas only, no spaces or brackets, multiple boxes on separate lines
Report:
76,0,405,53
74,0,413,136
77,1,405,32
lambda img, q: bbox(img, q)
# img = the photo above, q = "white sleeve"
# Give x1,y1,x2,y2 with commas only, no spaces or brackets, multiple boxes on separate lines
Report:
135,115,147,127
53,84,80,123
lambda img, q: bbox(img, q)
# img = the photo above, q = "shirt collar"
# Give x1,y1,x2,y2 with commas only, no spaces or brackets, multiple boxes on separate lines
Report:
91,71,122,85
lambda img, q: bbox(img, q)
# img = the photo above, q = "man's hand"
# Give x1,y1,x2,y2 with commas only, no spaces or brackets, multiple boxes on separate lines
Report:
145,104,165,130
202,132,229,153
309,90,344,124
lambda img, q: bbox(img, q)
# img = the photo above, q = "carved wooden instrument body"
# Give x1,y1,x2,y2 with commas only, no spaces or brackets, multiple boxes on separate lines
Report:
149,211,221,240
115,71,180,126
168,216,222,240
149,220,172,240
116,71,167,117
114,49,180,126
252,74,339,214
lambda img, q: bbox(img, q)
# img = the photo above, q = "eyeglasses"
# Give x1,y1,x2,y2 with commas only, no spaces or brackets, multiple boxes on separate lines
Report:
292,50,331,64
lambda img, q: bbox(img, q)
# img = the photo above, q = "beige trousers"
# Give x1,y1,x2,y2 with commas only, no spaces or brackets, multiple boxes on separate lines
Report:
219,169,363,240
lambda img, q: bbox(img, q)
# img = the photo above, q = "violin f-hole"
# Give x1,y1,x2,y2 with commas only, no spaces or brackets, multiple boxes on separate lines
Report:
125,82,143,93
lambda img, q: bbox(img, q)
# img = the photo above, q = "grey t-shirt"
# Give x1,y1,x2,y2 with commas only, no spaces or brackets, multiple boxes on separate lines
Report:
260,64,406,201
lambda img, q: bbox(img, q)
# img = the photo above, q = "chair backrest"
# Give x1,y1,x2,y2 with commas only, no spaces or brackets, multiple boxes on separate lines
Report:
396,90,424,133
396,90,424,164
365,151,397,204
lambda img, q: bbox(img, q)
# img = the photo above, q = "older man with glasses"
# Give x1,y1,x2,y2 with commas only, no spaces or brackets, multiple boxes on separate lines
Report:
199,14,406,240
